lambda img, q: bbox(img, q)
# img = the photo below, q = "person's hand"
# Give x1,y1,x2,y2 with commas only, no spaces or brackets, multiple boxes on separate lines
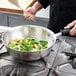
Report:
64,20,76,36
23,2,43,21
23,7,36,21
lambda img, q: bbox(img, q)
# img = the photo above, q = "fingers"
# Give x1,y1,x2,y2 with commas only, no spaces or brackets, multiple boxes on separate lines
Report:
70,24,76,36
64,20,76,36
23,12,35,21
23,7,35,21
64,20,76,29
23,12,30,19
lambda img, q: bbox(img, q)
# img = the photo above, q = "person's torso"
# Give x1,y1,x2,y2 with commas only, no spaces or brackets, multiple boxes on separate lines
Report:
48,0,76,33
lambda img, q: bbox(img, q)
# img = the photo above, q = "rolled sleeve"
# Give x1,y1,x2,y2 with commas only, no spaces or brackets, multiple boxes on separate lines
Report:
37,0,50,8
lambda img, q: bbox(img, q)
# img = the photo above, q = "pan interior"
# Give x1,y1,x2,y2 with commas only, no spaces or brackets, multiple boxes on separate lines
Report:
3,25,56,49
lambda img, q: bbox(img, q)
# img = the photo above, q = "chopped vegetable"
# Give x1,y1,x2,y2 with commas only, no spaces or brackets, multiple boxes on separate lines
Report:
8,37,48,52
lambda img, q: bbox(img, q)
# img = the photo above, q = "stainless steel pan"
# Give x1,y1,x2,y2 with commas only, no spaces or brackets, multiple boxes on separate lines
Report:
1,25,70,61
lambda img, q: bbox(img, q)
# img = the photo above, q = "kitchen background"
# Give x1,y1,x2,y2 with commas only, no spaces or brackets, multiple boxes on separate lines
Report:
0,6,50,27
0,2,76,76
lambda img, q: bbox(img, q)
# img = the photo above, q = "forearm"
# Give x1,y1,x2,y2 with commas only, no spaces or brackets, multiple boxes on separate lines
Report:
32,1,43,13
30,0,50,13
24,0,50,21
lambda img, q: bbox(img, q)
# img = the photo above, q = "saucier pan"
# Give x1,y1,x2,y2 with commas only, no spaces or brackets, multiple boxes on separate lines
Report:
1,25,71,61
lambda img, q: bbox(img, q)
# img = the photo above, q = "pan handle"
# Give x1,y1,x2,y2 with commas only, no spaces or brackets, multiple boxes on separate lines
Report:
55,32,62,37
55,26,74,37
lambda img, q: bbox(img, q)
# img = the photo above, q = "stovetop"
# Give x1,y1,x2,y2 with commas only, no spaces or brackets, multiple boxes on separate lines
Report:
0,27,76,76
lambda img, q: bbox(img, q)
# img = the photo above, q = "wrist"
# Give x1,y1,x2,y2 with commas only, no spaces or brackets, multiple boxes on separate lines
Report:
32,2,43,13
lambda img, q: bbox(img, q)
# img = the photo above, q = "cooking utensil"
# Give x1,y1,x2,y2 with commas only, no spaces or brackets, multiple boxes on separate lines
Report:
8,0,36,11
1,25,72,61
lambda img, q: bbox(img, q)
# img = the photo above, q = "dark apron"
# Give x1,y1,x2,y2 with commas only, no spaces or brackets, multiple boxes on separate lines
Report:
48,0,76,33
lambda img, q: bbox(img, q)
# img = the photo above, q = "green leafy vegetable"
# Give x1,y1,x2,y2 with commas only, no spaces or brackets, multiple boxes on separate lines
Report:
8,38,48,52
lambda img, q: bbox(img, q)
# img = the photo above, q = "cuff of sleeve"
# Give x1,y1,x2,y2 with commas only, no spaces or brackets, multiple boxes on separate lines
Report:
37,0,50,8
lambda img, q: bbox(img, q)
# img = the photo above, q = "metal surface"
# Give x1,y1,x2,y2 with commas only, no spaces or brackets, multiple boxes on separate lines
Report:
2,25,56,61
0,38,67,76
0,26,76,76
0,34,76,76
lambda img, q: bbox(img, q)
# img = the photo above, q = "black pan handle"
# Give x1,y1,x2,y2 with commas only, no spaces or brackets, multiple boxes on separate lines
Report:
61,26,74,36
